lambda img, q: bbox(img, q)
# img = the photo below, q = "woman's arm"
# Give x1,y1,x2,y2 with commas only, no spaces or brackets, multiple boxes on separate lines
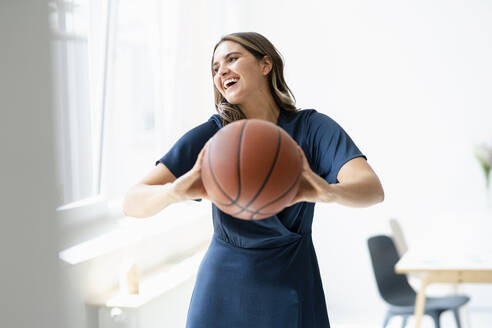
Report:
123,141,210,218
287,147,384,208
330,156,385,207
122,164,180,218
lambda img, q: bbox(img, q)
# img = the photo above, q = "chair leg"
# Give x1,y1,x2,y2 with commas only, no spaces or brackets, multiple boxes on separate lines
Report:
428,310,441,328
401,315,408,328
383,311,392,328
452,309,462,328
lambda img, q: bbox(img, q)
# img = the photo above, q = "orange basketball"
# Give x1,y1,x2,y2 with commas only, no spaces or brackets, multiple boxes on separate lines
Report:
201,119,302,220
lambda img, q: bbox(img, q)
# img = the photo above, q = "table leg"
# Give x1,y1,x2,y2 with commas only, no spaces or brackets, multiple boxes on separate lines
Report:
414,275,429,328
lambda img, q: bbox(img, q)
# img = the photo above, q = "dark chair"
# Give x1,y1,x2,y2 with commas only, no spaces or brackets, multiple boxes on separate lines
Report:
367,235,470,328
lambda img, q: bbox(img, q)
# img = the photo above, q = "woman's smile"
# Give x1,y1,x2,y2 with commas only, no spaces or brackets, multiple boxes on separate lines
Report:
211,35,282,124
213,41,260,102
225,79,239,91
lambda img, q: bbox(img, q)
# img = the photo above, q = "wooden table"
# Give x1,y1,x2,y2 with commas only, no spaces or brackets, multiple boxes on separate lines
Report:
395,249,492,328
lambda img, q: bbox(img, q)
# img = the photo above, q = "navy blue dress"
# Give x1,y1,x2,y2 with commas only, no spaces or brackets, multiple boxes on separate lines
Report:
155,109,367,328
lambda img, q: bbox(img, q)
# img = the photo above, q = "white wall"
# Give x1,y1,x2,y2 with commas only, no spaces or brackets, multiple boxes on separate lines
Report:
0,1,66,327
225,0,492,323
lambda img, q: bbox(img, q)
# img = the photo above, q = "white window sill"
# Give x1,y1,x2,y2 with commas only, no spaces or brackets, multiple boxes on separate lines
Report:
86,242,208,308
58,198,212,265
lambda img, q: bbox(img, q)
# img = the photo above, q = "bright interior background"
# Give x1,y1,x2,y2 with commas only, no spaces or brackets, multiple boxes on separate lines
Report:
2,0,491,327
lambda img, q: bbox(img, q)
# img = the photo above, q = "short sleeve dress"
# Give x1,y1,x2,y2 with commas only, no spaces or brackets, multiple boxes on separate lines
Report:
155,108,367,328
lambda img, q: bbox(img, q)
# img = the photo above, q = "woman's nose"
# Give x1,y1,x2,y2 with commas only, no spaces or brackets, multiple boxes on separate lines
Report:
217,65,229,75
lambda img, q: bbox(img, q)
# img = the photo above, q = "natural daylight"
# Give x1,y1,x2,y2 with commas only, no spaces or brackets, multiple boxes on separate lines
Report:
1,0,491,328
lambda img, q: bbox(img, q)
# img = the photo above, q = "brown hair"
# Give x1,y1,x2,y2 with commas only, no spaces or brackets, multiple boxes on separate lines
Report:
211,32,298,126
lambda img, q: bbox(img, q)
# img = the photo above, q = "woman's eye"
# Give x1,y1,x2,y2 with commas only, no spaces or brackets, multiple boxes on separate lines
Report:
212,57,237,73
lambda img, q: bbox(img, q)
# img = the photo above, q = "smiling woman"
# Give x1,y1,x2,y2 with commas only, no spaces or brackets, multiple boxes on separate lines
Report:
210,32,298,126
123,31,384,328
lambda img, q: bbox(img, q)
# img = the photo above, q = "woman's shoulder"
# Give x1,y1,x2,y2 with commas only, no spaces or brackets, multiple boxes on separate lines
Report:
287,108,337,127
208,113,223,128
176,113,221,143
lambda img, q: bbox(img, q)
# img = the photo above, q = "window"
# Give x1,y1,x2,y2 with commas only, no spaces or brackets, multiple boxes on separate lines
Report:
51,0,164,210
51,0,227,228
101,0,162,202
51,0,97,206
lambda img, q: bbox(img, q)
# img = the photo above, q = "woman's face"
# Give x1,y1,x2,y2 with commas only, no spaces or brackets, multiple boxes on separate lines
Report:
212,40,271,105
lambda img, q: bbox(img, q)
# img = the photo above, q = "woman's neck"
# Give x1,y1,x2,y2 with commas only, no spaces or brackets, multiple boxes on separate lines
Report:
238,93,281,124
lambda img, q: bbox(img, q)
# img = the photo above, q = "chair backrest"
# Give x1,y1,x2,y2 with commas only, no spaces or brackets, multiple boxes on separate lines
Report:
367,235,416,306
389,218,408,257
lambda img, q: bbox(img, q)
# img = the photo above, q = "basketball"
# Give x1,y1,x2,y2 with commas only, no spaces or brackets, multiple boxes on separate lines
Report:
201,118,302,220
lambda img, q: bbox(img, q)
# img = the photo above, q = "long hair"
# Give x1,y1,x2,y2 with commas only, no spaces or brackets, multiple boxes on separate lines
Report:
211,32,299,126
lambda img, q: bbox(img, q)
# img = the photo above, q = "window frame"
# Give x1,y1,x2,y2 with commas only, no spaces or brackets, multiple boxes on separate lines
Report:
54,0,215,265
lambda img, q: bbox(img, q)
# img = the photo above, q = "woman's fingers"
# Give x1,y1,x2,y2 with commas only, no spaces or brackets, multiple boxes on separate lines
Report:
194,139,211,170
172,140,212,201
188,140,211,199
289,145,322,205
286,147,306,207
297,145,311,172
297,145,323,188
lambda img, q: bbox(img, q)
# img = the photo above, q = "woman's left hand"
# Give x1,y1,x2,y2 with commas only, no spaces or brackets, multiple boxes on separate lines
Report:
286,145,337,206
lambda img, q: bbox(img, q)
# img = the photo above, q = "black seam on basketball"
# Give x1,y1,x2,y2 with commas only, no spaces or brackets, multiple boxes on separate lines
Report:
207,120,248,207
207,138,234,205
250,165,302,220
215,202,273,215
231,127,282,218
235,120,247,204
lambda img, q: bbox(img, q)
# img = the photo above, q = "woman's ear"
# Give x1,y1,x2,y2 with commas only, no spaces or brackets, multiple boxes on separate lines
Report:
261,56,273,76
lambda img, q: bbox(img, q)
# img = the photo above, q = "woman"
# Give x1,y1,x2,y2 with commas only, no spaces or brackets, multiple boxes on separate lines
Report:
123,32,384,328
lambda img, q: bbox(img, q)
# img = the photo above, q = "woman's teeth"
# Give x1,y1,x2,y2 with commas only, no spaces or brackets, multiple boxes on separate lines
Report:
224,78,239,89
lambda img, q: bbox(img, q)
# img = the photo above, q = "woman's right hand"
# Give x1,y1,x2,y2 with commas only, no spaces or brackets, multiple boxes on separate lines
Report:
171,140,211,202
